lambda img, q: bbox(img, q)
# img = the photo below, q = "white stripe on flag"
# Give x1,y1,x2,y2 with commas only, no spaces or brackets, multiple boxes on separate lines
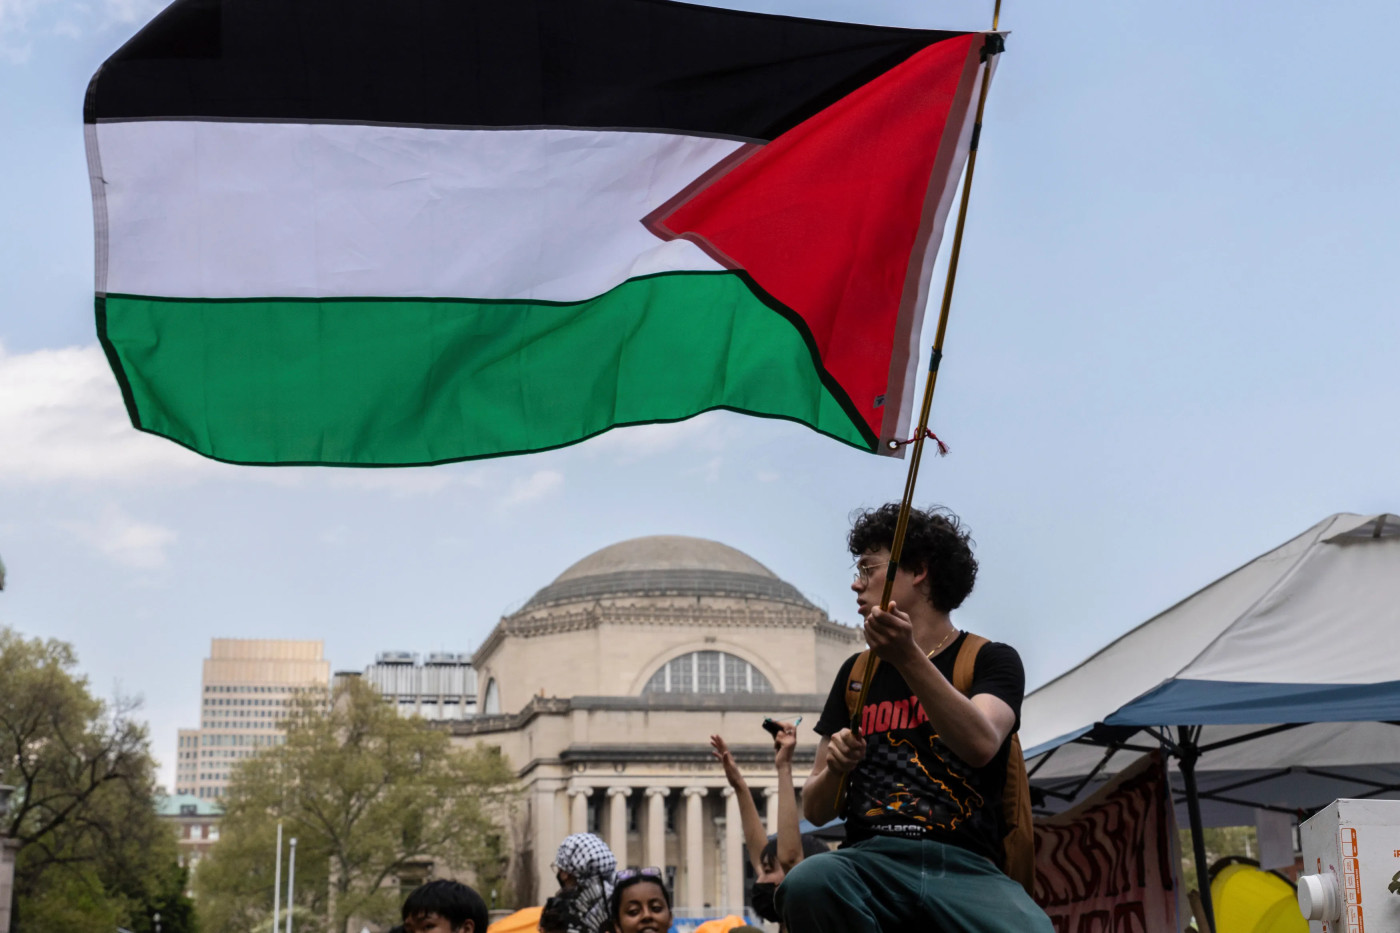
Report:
96,122,744,300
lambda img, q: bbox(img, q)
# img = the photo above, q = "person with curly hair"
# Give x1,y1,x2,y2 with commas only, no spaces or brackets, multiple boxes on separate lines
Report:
778,504,1050,932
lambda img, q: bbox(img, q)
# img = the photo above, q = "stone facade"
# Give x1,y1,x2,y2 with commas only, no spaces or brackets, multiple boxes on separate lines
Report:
156,793,224,878
453,536,861,916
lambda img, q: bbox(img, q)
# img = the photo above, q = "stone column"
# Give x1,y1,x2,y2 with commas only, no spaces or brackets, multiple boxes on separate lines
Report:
682,787,707,910
721,786,743,914
0,838,18,933
644,786,669,869
534,779,567,907
568,784,592,835
607,786,631,866
764,785,780,836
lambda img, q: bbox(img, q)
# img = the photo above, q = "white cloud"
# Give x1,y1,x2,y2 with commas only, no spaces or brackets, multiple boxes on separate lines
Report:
0,342,218,484
99,0,161,26
319,525,353,548
1,0,161,61
692,456,724,484
585,411,739,463
0,0,47,60
501,469,563,507
325,466,488,499
0,343,546,497
66,506,177,570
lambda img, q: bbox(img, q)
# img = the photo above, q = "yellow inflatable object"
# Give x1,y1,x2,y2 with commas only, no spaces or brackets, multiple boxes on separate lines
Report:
1209,863,1307,933
487,906,543,933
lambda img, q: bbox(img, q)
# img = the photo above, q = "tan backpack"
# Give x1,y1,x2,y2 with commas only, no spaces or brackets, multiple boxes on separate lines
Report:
842,633,1035,894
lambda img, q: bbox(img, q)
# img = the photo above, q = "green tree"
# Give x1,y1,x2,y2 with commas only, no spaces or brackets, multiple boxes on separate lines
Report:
196,677,517,933
1179,825,1262,889
0,627,197,933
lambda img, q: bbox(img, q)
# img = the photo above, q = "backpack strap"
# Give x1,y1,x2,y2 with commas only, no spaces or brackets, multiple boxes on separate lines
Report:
952,632,988,695
843,650,873,726
952,631,1036,895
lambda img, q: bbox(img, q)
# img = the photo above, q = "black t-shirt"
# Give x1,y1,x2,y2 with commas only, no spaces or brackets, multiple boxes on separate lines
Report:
814,633,1025,865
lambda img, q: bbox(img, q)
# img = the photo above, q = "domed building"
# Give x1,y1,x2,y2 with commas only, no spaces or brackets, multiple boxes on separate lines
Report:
452,535,861,916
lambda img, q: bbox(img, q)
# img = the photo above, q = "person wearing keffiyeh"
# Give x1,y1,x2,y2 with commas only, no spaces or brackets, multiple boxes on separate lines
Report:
553,832,618,933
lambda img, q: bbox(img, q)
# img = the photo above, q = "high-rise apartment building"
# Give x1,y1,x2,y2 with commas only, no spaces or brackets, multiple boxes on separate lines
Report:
174,639,330,800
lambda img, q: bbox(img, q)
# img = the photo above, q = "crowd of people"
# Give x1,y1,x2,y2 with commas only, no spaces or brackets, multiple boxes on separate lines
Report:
386,504,1050,933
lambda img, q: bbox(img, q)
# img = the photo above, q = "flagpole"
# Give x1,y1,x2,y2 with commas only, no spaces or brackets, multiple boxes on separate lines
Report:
272,821,283,933
838,0,1002,807
285,836,297,933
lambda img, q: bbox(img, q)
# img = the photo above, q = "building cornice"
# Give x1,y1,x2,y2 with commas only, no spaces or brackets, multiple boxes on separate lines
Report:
568,693,826,712
514,743,818,779
474,604,858,669
559,744,818,766
445,692,826,737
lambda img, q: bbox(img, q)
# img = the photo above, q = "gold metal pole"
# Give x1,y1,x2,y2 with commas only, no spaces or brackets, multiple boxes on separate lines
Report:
836,5,1001,809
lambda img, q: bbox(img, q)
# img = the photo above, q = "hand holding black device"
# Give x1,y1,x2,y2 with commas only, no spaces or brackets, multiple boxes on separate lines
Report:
762,716,801,737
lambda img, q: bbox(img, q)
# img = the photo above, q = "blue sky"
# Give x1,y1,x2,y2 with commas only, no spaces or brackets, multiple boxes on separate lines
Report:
2,0,1398,790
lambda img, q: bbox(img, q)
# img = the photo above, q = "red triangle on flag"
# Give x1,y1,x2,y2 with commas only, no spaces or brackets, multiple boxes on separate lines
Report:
647,32,986,446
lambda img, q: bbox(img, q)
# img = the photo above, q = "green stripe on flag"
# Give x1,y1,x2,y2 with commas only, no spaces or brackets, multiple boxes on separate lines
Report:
100,272,874,466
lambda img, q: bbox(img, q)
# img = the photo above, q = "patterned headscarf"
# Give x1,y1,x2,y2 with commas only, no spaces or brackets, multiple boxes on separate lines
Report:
554,832,617,933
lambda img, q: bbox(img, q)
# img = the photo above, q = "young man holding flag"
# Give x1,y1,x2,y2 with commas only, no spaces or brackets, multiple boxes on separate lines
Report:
778,505,1050,932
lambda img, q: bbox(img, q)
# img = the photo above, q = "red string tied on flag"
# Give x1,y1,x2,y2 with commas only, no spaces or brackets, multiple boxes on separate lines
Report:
890,429,949,455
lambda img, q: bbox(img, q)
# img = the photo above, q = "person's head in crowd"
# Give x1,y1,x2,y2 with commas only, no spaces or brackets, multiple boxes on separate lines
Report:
538,892,573,933
605,869,672,933
400,879,489,933
848,504,977,615
553,832,618,932
750,834,830,923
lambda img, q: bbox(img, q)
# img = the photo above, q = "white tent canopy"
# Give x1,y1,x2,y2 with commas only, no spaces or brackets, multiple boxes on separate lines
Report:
1019,512,1400,925
1023,512,1400,759
1028,720,1400,827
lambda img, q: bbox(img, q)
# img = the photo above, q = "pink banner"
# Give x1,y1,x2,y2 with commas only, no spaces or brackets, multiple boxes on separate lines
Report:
1033,752,1179,933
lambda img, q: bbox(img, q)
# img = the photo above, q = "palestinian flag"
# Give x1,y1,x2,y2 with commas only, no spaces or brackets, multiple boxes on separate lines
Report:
85,0,999,466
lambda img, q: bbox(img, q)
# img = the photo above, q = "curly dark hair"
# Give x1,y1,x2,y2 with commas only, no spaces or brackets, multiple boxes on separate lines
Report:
848,504,977,613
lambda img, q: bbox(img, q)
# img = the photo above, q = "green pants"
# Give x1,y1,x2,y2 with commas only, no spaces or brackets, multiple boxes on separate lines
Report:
775,835,1052,933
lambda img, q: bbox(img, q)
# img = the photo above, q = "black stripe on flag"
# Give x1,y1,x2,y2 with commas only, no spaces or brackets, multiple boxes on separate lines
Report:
87,0,966,141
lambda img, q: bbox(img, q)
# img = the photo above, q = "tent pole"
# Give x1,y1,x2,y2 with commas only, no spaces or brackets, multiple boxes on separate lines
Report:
1177,726,1214,932
837,4,1003,813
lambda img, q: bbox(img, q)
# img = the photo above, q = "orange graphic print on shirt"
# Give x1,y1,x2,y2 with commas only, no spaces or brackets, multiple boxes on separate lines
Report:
852,692,986,835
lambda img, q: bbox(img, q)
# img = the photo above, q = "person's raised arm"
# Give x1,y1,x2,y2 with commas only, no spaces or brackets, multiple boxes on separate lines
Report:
800,728,865,826
710,734,768,875
772,722,804,872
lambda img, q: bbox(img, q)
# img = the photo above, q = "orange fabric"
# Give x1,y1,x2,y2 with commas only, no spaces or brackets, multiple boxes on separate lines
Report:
487,906,542,933
690,915,750,933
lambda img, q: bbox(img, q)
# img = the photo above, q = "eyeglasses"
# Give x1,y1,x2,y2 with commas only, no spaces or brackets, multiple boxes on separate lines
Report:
615,867,664,881
852,561,888,584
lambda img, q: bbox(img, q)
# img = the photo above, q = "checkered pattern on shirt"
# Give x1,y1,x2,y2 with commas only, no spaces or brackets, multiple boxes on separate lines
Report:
848,728,986,838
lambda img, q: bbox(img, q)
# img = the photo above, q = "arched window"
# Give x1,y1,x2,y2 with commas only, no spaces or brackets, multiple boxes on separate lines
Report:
483,678,501,714
644,651,773,695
